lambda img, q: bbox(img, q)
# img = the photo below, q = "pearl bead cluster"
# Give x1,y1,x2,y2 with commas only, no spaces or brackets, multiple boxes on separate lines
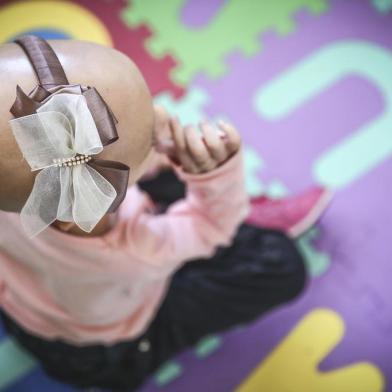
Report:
52,154,92,167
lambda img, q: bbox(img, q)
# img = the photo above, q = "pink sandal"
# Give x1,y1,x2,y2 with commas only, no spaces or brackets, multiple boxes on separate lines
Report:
245,186,333,238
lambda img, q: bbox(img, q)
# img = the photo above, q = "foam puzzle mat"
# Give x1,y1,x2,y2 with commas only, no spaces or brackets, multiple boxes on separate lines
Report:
0,0,391,391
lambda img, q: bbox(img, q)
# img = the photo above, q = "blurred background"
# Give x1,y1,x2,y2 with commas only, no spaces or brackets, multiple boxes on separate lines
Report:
0,0,391,391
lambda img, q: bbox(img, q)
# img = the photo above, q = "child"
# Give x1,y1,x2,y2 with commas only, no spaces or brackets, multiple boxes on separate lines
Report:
0,36,307,391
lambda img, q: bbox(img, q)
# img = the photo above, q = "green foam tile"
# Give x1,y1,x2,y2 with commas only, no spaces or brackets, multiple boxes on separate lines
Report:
194,334,222,358
296,228,331,277
153,360,183,387
0,338,37,390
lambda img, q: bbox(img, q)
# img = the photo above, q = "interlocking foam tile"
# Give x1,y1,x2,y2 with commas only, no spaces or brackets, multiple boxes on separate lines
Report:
0,0,184,97
317,160,392,338
154,88,287,197
1,1,392,392
152,335,223,387
75,0,185,98
242,146,290,198
296,228,331,277
194,0,392,193
2,366,76,392
254,41,392,189
235,309,384,392
371,0,392,13
193,335,222,359
0,0,112,44
242,146,265,197
0,339,36,390
153,360,183,387
141,2,392,391
122,0,328,85
261,155,392,386
154,88,211,124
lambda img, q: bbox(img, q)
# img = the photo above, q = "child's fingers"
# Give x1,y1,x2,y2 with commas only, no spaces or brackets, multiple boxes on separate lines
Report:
153,105,171,144
199,121,227,163
218,121,241,155
169,118,198,172
154,138,175,155
153,105,170,129
184,125,215,172
169,117,186,151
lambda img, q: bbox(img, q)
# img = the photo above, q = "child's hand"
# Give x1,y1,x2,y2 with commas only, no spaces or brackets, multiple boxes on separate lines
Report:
152,105,172,154
152,105,241,174
167,117,241,174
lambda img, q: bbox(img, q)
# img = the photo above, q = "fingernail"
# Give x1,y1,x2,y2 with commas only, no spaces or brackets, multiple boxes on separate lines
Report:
218,130,226,138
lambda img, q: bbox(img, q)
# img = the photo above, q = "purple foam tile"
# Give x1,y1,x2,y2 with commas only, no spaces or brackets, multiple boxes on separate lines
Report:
194,0,391,190
180,0,226,29
143,1,392,390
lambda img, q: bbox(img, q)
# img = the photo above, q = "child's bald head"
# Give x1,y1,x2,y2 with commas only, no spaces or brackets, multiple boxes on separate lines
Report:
0,39,155,213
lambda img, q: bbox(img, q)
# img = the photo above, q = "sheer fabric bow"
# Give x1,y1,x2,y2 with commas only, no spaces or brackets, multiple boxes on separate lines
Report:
9,92,119,237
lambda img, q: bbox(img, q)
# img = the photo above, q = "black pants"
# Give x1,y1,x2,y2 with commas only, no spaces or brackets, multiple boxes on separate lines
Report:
0,170,307,391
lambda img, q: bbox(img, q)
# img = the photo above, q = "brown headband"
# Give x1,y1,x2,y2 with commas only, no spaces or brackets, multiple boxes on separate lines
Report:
9,35,130,213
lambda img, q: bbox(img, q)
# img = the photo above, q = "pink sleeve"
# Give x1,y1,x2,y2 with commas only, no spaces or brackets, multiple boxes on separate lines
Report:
127,145,250,269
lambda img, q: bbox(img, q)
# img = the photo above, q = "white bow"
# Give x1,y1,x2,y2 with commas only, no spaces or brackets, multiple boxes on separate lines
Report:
9,92,117,238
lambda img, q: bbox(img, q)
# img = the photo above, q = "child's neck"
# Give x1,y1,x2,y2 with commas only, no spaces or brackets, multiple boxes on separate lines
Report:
51,212,118,237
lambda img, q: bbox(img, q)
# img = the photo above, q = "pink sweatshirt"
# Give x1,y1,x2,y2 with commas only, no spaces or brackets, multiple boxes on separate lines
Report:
0,147,250,346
